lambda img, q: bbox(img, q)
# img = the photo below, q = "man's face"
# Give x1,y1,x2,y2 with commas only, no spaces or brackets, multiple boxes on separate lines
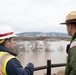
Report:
9,38,15,50
5,37,15,50
66,23,72,36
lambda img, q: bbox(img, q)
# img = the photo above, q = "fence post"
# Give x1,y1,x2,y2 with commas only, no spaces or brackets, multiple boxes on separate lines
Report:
47,60,51,75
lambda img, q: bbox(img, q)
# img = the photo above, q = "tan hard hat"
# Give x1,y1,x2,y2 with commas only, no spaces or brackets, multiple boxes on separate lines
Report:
60,11,76,24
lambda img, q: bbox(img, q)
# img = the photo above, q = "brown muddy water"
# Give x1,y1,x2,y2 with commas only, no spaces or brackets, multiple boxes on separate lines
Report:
17,40,69,75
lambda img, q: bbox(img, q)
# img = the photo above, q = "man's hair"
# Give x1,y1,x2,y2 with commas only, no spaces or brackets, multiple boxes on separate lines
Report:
0,37,12,46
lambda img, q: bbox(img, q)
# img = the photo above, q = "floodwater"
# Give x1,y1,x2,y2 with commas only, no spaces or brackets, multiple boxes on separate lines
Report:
17,40,69,75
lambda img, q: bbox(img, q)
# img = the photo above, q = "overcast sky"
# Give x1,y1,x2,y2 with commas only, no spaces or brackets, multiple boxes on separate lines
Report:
0,0,76,33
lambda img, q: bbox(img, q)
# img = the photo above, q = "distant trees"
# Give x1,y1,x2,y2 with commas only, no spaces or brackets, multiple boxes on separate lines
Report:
14,40,26,53
13,39,64,53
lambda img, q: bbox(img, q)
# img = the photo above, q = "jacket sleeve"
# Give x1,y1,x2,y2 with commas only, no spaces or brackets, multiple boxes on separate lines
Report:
68,46,76,75
6,58,34,75
65,56,72,75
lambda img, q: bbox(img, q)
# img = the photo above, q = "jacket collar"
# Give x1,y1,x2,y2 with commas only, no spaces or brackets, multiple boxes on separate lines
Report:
71,32,76,41
0,45,17,56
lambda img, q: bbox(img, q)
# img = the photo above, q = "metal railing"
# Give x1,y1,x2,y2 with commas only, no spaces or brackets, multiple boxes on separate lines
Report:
34,60,66,75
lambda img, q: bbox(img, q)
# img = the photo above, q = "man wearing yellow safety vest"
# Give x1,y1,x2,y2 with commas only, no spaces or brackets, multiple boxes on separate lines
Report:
0,25,34,75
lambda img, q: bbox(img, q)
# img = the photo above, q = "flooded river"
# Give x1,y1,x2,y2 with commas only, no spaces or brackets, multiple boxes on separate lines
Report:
17,40,69,75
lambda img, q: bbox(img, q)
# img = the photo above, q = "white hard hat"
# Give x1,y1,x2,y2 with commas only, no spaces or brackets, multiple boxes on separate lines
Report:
0,25,17,39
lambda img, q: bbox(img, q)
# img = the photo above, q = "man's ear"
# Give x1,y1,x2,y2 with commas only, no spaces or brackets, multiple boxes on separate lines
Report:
70,24,73,29
5,40,10,47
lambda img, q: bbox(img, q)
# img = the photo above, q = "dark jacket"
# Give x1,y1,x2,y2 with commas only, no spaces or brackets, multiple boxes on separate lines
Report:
0,45,34,75
65,32,76,75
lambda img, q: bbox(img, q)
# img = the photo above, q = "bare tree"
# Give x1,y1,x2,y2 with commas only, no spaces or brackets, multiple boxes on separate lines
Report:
29,40,39,52
43,39,51,52
14,40,26,53
57,45,64,52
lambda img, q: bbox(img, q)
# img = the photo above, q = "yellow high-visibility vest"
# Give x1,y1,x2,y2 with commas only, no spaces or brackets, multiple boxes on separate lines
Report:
0,52,16,75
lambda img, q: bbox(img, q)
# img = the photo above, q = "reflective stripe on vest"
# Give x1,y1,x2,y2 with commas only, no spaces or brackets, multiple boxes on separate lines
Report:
0,52,16,75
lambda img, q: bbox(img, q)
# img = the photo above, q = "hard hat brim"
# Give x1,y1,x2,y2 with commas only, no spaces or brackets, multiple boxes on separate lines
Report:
0,34,18,39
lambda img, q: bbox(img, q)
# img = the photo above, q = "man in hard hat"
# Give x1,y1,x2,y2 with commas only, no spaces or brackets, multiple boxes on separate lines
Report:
60,11,76,75
0,25,34,75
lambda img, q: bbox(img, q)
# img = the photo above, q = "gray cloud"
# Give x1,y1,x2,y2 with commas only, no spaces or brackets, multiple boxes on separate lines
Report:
0,0,76,33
